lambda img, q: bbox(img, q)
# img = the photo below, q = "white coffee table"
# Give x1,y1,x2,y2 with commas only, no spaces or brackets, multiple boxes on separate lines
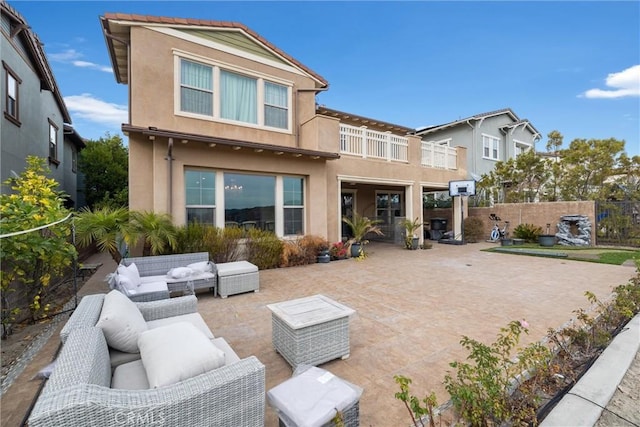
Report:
267,294,355,368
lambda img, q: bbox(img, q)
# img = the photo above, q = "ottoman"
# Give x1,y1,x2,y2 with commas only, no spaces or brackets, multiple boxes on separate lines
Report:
216,261,259,298
267,366,361,427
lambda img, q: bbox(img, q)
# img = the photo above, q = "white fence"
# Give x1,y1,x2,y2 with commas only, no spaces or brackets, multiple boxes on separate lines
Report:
339,124,408,162
421,142,457,170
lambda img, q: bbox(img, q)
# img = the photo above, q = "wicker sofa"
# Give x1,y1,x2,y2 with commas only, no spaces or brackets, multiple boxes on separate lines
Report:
30,293,265,426
120,252,217,297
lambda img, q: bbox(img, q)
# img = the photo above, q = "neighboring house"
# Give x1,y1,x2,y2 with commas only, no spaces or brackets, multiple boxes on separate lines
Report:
414,108,541,180
101,13,468,244
1,1,85,207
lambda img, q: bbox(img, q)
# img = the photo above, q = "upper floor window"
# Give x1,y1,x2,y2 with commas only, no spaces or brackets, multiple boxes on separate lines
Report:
48,119,59,164
482,134,500,161
72,147,78,173
3,61,21,125
177,56,291,131
514,140,532,157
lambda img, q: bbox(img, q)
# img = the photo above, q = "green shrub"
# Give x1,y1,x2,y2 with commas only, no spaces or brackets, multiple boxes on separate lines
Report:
513,223,543,242
245,228,283,269
463,217,485,243
173,223,243,263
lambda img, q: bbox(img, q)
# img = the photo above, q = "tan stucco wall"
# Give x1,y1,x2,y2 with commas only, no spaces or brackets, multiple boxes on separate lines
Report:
126,25,470,244
128,26,322,150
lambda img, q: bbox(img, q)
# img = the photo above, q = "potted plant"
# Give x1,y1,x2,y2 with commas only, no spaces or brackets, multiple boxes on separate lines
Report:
342,213,383,257
329,241,348,260
400,217,422,250
539,223,556,247
317,241,330,263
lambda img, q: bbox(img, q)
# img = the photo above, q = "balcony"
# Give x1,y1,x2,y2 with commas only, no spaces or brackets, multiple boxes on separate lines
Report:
339,124,408,162
421,141,457,170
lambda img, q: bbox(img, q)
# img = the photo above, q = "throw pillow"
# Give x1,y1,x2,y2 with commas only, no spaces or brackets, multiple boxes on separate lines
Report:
116,275,137,292
138,322,225,388
117,263,141,287
187,261,213,273
166,267,194,279
96,290,148,353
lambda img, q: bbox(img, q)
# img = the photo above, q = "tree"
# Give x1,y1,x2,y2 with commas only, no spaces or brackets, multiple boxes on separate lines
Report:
545,130,563,153
0,157,77,338
541,130,564,201
558,138,625,201
75,206,135,264
78,133,128,208
478,150,548,203
130,211,178,256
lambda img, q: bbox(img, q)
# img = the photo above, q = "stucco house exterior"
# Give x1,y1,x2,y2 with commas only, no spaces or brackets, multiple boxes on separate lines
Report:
1,1,85,207
414,108,541,180
100,13,468,244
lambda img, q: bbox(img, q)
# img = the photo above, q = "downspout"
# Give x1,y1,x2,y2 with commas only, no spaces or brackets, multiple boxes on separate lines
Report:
166,138,174,214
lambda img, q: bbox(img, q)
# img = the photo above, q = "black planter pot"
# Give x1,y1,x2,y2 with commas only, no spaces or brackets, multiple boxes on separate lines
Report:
317,254,330,263
539,235,556,247
350,242,362,257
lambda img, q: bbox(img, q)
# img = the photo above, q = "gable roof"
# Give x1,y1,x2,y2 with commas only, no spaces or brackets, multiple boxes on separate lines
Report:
414,107,541,140
100,13,328,88
317,106,414,135
1,1,71,123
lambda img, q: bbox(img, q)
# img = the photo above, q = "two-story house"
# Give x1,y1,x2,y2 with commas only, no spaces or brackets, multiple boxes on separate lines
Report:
1,1,85,207
101,13,468,244
414,108,541,180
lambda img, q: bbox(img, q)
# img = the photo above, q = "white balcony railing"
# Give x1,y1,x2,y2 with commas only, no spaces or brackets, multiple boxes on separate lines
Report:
339,124,408,162
421,142,457,170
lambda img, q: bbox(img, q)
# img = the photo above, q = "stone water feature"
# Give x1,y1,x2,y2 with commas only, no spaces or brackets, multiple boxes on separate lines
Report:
556,214,591,246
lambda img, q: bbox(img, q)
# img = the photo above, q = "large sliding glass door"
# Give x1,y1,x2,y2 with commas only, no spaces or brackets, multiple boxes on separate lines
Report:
376,191,403,242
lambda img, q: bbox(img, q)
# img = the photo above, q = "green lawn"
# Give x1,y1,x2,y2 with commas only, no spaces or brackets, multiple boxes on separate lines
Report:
484,244,640,266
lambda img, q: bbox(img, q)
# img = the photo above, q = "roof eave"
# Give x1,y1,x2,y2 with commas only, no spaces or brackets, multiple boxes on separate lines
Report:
121,124,340,160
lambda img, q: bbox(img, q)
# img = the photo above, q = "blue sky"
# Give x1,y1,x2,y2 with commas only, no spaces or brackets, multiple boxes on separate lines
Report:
13,1,640,156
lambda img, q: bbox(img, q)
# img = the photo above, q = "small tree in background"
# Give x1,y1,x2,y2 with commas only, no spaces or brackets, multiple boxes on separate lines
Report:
0,157,76,338
79,133,128,208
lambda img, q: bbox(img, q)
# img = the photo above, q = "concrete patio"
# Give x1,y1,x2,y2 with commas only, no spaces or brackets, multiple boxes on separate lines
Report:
1,241,636,426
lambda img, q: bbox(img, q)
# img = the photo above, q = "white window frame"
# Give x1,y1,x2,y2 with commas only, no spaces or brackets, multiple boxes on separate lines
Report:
48,119,58,164
431,138,452,147
174,53,292,133
482,134,500,161
282,176,305,236
514,139,532,157
185,169,216,225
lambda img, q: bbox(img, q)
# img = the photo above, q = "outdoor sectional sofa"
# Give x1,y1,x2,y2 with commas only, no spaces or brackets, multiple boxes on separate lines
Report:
29,292,266,426
115,252,260,300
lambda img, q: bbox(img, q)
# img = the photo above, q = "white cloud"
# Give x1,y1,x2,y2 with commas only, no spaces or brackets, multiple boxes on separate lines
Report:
581,65,640,99
48,49,112,73
72,60,113,73
64,93,128,128
49,48,82,62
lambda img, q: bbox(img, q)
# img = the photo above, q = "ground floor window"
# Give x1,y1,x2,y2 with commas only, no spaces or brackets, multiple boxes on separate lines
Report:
185,169,304,235
283,177,304,235
185,169,216,224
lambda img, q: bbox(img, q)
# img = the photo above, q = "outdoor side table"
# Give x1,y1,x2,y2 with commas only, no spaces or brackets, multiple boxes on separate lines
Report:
267,366,361,427
267,294,355,368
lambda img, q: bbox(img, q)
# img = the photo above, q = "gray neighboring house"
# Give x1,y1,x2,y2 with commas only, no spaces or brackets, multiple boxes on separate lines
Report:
414,108,541,179
1,1,85,207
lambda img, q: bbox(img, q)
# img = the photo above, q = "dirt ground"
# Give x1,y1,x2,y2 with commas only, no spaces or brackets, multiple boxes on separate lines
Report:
1,320,54,382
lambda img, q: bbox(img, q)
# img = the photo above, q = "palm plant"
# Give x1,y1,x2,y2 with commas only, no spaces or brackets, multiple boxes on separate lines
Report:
400,217,422,249
342,213,383,256
130,211,178,256
74,206,136,264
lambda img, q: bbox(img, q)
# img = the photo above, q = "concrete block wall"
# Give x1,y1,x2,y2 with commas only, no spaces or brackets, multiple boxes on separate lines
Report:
424,201,596,244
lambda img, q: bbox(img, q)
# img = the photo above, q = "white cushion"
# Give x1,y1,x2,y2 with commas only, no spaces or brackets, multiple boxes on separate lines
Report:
134,281,168,296
187,261,212,273
138,322,225,388
118,263,141,287
112,360,149,390
164,272,215,284
146,313,214,339
166,267,194,279
96,290,148,353
116,275,137,292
